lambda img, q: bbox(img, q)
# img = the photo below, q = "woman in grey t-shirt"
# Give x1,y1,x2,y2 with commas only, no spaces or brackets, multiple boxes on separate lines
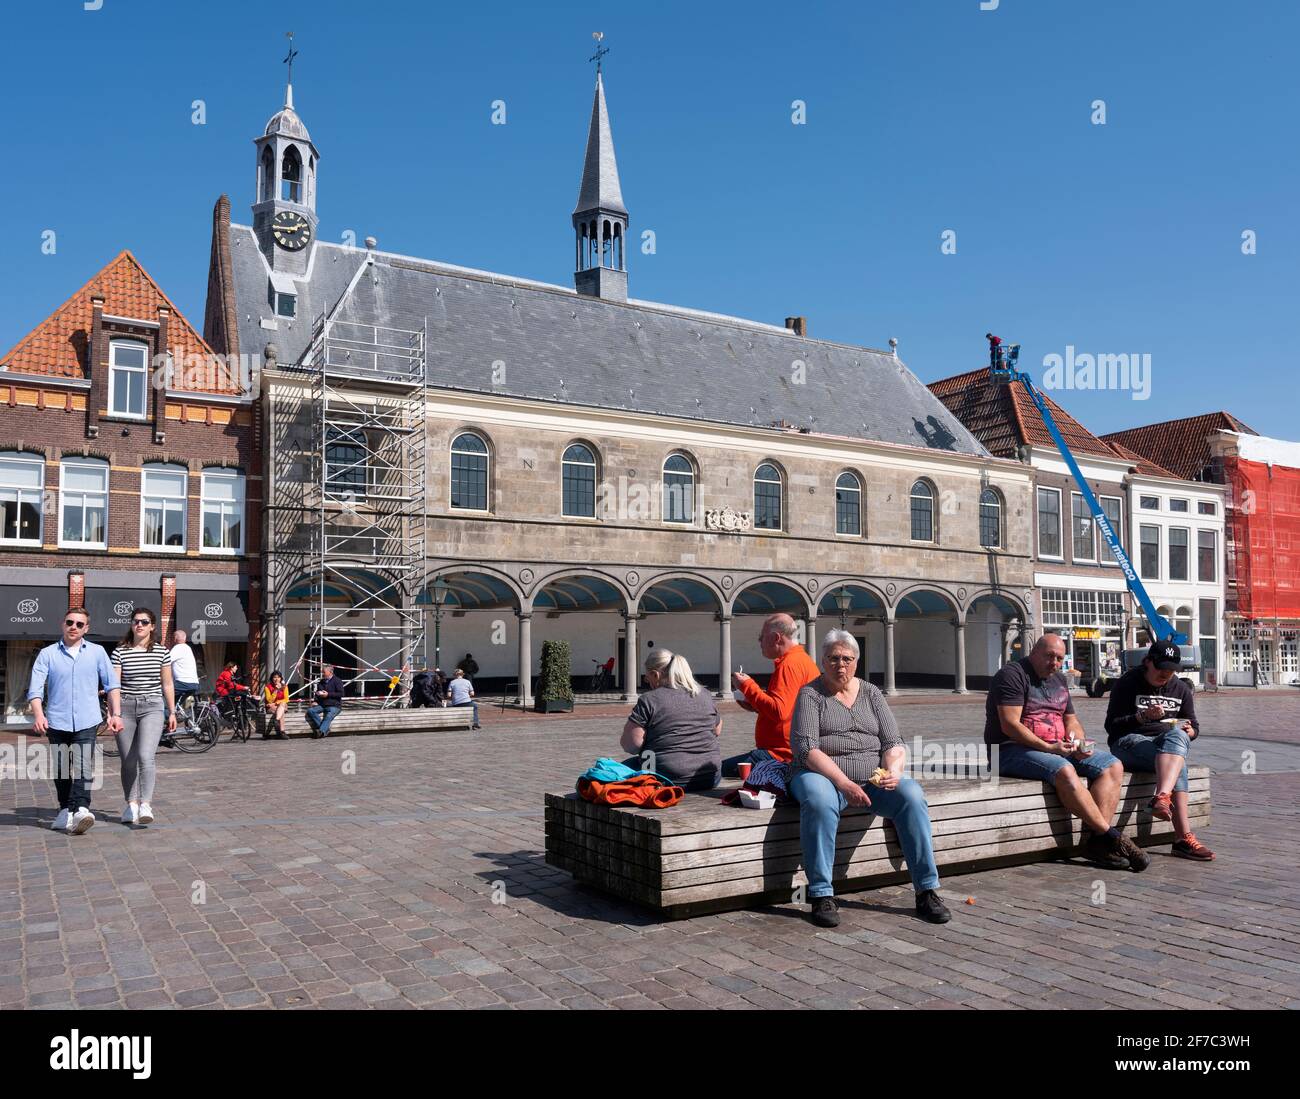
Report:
620,649,722,791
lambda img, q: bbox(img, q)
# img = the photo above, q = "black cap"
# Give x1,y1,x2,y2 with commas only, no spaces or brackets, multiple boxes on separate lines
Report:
1147,641,1182,670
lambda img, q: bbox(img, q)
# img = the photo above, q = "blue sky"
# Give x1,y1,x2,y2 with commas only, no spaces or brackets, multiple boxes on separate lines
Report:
1,0,1295,438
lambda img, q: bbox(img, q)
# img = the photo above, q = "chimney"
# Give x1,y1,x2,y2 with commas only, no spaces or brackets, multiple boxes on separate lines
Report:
784,316,807,337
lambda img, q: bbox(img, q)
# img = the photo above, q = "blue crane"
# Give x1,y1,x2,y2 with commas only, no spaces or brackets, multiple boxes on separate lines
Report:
986,334,1186,645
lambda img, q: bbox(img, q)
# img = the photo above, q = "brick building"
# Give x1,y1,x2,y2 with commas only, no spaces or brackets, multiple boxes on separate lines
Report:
0,251,261,723
200,70,1037,701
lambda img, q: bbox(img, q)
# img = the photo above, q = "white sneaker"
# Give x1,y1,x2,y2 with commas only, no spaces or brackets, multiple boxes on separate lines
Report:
67,807,95,835
136,803,154,825
122,803,138,825
51,808,70,831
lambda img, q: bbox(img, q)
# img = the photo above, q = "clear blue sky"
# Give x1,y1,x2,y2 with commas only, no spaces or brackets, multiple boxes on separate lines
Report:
1,0,1295,438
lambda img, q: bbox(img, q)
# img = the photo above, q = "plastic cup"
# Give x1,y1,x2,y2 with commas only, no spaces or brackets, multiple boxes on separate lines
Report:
737,763,752,782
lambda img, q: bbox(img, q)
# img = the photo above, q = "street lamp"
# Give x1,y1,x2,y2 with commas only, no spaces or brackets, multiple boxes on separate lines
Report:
430,578,449,670
834,587,852,630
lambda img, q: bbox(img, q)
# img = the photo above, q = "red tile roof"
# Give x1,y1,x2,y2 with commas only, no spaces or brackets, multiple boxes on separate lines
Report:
927,366,1121,461
1101,412,1257,481
0,250,237,394
1103,439,1179,480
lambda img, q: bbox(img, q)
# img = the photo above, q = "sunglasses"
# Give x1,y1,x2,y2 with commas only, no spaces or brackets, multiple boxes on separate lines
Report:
64,620,88,629
132,618,153,626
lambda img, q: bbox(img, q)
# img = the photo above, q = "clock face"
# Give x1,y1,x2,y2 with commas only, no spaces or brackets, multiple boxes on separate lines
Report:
272,211,312,252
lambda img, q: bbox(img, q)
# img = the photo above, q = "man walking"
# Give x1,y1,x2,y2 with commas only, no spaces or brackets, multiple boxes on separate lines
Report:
27,606,122,834
986,633,1148,871
305,664,345,739
724,612,820,776
448,668,481,729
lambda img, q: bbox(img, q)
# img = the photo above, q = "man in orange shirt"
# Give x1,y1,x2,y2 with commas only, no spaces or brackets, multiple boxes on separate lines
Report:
723,613,821,776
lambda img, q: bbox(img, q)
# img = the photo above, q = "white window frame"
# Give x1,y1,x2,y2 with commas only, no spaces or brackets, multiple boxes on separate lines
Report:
1070,492,1096,563
1139,494,1160,511
1037,486,1063,560
1168,526,1190,583
108,339,149,420
1197,529,1218,584
200,468,245,555
835,471,864,538
58,457,109,550
908,479,935,543
140,464,188,553
1168,497,1190,514
449,432,490,513
1197,500,1217,516
1098,494,1122,566
662,453,696,527
1138,523,1161,581
0,451,45,546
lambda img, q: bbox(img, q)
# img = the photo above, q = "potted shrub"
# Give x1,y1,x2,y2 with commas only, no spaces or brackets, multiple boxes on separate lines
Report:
535,639,575,713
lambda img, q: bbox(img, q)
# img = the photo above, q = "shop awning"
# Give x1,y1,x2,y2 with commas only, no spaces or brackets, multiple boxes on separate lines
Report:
84,587,162,638
176,590,250,641
0,586,68,638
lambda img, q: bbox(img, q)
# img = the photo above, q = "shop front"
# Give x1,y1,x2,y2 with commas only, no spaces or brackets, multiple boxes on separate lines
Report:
1040,587,1126,688
83,585,164,647
0,584,69,725
175,589,251,691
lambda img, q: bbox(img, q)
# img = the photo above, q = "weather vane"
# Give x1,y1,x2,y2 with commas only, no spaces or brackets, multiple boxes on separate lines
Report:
283,31,298,85
589,31,608,73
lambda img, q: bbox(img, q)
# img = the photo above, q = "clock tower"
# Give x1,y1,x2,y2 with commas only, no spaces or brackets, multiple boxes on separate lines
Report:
252,60,319,277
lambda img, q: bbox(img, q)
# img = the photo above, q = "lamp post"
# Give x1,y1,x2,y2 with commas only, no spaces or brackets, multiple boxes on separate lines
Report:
415,587,432,667
431,578,449,671
834,587,852,631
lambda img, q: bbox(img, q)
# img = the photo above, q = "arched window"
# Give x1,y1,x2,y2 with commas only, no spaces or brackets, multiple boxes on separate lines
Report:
979,487,1002,548
260,146,275,203
59,457,108,549
835,472,862,536
663,453,695,525
281,145,302,202
140,463,187,551
910,480,935,542
450,432,489,511
561,443,597,518
201,468,245,554
754,463,783,531
0,451,45,545
325,427,368,500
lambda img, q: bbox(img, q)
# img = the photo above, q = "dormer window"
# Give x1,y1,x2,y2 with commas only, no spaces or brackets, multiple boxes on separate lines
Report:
281,146,302,202
108,340,148,419
267,274,297,318
275,292,296,318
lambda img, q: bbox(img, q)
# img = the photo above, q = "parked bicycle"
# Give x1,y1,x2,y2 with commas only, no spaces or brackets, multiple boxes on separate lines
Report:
589,657,615,693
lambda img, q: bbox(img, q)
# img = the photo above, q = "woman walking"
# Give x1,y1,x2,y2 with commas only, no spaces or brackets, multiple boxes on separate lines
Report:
263,671,289,740
111,607,176,826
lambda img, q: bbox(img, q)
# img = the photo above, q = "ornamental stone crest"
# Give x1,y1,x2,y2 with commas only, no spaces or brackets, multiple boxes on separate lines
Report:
519,568,534,584
807,579,820,593
625,571,640,588
704,507,752,533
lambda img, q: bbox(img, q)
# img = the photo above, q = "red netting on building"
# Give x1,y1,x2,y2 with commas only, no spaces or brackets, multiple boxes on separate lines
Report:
1224,457,1300,620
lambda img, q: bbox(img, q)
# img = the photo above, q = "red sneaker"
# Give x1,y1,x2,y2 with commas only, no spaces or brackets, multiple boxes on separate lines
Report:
1149,792,1173,821
1172,832,1215,861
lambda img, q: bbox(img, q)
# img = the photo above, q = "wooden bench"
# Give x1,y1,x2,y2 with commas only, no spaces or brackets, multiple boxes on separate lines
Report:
287,706,475,738
545,766,1211,918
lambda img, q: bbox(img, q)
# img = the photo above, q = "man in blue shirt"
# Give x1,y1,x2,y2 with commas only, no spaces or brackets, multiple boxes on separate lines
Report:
27,605,122,834
305,664,345,739
447,668,481,729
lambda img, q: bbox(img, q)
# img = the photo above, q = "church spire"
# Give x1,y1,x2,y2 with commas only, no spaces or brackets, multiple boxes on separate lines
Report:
572,34,628,302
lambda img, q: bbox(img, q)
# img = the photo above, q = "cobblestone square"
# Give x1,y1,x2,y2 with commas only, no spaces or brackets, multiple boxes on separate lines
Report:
3,692,1299,1010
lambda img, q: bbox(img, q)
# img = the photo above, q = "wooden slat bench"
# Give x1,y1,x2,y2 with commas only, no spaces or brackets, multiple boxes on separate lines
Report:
545,766,1210,918
287,706,475,738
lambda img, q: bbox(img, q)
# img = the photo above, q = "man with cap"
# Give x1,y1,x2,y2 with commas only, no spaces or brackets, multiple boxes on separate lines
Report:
1104,640,1214,861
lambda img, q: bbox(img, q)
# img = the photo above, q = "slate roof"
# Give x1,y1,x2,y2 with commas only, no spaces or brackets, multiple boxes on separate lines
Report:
228,226,991,456
927,366,1119,461
574,73,626,216
1102,412,1258,481
0,250,233,394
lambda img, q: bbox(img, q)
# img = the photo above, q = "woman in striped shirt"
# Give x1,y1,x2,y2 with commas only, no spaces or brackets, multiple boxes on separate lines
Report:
110,607,176,826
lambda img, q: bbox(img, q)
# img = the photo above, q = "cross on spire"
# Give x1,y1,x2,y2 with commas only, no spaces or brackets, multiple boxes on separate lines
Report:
588,30,608,73
283,31,298,82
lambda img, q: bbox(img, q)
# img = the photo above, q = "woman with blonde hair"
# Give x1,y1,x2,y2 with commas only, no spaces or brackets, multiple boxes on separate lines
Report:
619,648,722,791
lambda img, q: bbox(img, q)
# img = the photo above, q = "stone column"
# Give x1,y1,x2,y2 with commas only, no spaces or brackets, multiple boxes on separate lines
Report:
717,614,732,699
517,612,533,710
805,615,817,659
953,619,968,695
883,617,897,695
623,613,639,704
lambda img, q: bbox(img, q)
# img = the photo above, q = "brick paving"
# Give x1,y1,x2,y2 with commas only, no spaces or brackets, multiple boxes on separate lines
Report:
3,692,1299,1010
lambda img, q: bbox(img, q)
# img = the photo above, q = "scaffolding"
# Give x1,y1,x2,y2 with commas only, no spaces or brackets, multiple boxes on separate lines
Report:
265,256,427,702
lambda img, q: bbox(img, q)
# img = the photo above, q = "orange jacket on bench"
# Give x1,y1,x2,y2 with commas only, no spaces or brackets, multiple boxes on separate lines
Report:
577,773,684,809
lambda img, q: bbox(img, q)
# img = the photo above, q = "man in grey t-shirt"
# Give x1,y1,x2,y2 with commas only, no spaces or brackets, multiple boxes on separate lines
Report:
448,669,480,729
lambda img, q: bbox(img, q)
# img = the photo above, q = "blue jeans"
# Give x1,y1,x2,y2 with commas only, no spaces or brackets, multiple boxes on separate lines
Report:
47,726,100,812
305,705,341,737
995,742,1120,783
721,747,780,778
1111,728,1190,793
788,770,941,898
454,700,479,726
171,681,199,717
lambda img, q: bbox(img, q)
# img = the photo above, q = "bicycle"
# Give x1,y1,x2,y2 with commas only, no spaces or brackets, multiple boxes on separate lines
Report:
165,694,221,754
589,660,613,693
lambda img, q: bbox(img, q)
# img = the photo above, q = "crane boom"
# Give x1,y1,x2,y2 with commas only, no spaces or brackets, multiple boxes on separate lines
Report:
987,337,1186,645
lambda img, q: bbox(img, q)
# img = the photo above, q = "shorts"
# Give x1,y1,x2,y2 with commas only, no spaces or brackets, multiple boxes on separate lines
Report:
994,741,1119,783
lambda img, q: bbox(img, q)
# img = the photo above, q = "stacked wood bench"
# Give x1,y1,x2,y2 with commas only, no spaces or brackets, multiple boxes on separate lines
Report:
287,706,475,738
545,766,1210,918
